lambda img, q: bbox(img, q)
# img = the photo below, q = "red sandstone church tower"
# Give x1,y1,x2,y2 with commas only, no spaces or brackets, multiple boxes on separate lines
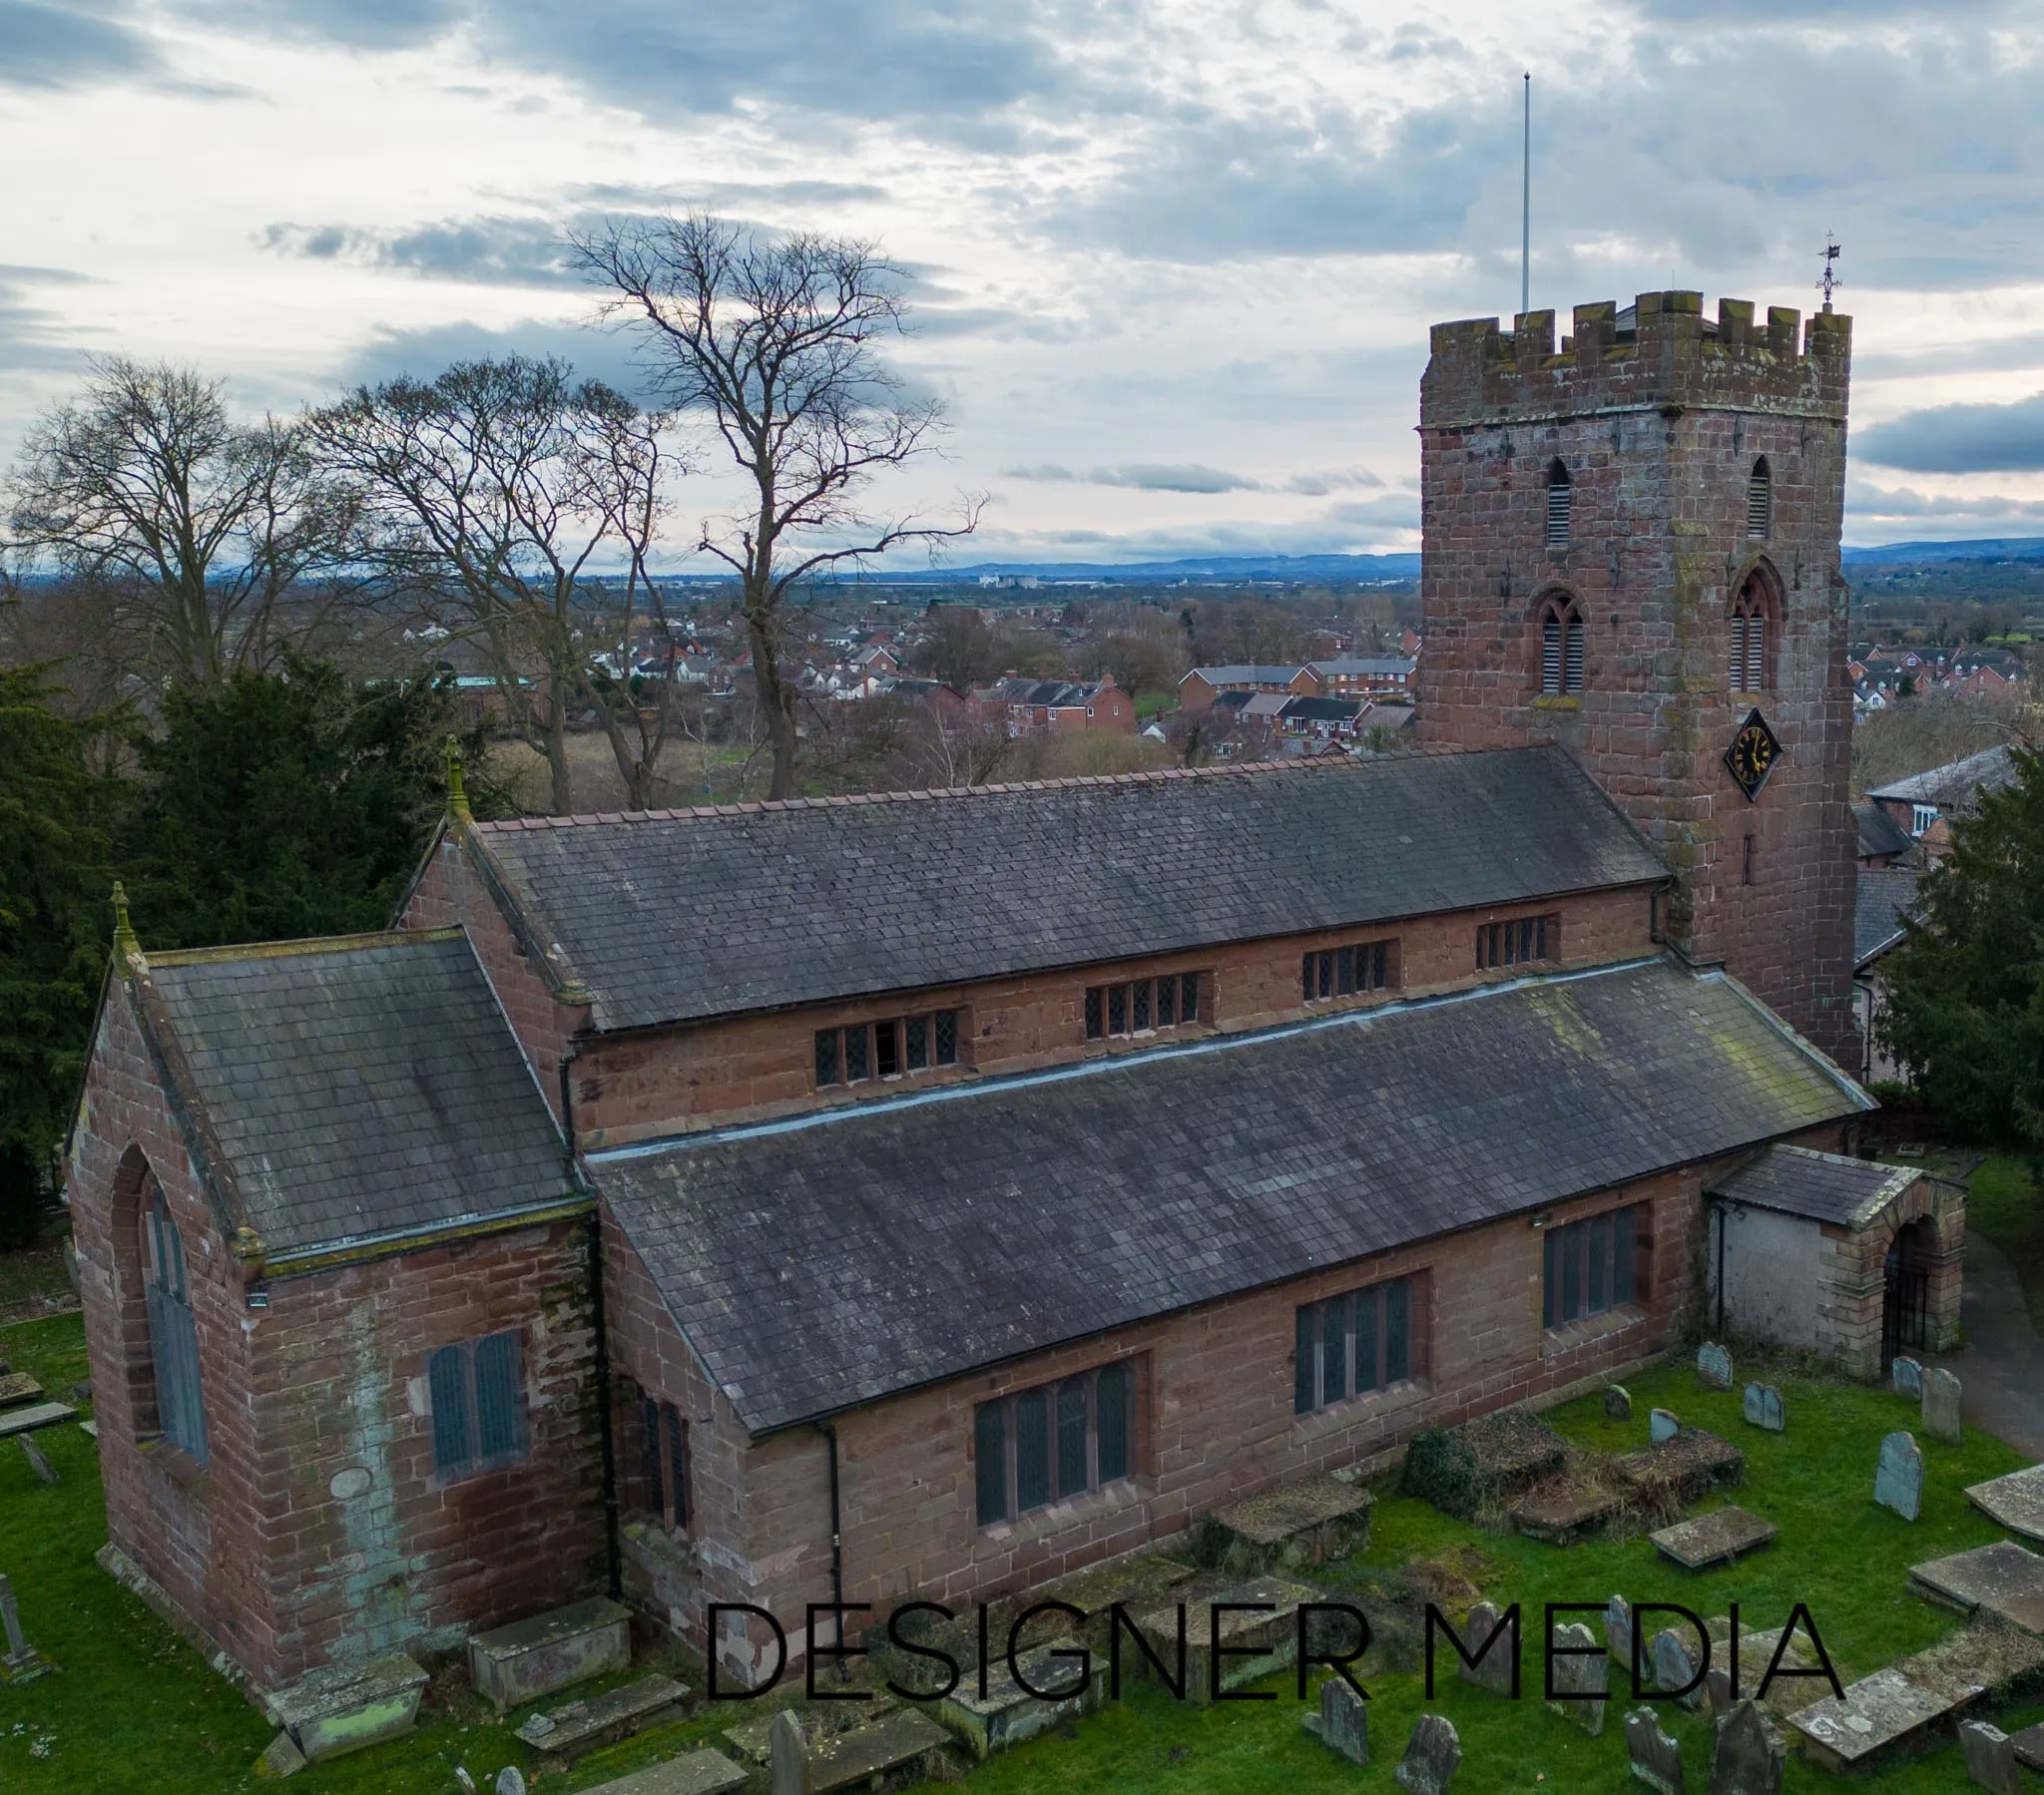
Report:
1415,289,1858,1062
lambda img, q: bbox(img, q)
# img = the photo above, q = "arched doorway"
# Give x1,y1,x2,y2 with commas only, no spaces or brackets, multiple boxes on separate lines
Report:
1882,1218,1934,1371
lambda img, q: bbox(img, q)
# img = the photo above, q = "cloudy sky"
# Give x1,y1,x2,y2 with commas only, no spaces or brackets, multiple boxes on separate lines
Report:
4,0,2044,565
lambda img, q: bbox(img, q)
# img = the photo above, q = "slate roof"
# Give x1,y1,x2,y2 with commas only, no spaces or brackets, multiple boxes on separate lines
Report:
1867,744,2016,807
593,957,1868,1434
1854,801,1913,862
1856,865,1923,968
143,931,571,1258
1185,665,1304,685
1310,657,1416,677
1707,1144,1921,1228
471,747,1668,1033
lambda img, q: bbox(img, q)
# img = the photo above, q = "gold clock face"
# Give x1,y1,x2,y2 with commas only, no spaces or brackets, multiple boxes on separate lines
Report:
1725,708,1782,801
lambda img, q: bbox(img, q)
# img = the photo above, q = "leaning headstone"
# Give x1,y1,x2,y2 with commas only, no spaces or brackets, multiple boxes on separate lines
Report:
1741,1384,1785,1433
1922,1367,1964,1445
1606,1594,1633,1667
1606,1385,1633,1420
494,1771,525,1795
1626,1704,1686,1794
1651,1627,1707,1712
1457,1602,1515,1695
254,1730,306,1778
0,1572,51,1683
1960,1720,2021,1795
1697,1343,1734,1389
1710,1699,1784,1795
18,1436,57,1484
1393,1712,1460,1794
1890,1356,1923,1396
1651,1409,1682,1444
770,1708,812,1795
1875,1432,1924,1521
1547,1620,1607,1735
1304,1676,1368,1764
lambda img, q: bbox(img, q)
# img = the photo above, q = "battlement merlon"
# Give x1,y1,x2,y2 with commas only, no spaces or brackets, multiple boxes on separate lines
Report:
1419,289,1851,430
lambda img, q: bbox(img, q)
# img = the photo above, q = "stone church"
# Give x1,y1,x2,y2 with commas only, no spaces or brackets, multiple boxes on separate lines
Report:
65,288,1963,1702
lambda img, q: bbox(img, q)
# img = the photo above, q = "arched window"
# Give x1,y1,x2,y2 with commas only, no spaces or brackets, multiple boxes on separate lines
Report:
1730,572,1772,693
1746,457,1772,540
1539,597,1585,696
1545,460,1572,547
142,1180,207,1463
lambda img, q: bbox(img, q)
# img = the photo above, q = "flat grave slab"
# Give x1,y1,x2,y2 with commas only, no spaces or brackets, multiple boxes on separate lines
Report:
0,1373,44,1408
1614,1428,1746,1509
803,1707,951,1793
0,1403,75,1439
469,1595,631,1711
939,1638,1101,1758
264,1652,429,1761
1895,1618,2043,1700
515,1673,687,1755
2012,1719,2044,1772
1907,1541,2044,1636
1203,1472,1373,1571
1650,1505,1778,1571
1788,1666,1954,1770
577,1748,750,1795
1510,1482,1623,1544
1966,1464,2044,1548
1128,1575,1320,1704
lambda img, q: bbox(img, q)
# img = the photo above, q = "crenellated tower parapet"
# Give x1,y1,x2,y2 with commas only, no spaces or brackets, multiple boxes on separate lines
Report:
1415,289,1857,1063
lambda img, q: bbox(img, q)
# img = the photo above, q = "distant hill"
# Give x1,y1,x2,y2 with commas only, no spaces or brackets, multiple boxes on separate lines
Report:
850,553,1423,584
1843,539,2044,567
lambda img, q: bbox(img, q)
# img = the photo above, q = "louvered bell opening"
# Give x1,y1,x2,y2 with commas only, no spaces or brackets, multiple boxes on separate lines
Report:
1746,614,1766,691
1747,472,1771,539
1563,617,1584,693
1542,614,1562,693
1730,615,1748,689
1546,479,1572,547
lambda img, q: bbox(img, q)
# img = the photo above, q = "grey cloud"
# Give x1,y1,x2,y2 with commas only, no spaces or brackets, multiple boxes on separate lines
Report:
1856,395,2044,473
1854,333,2044,380
1848,479,2044,525
0,0,160,89
175,0,457,51
0,267,92,372
571,180,893,211
334,317,660,403
1283,468,1384,496
262,216,586,288
1004,462,1263,494
1321,494,1421,528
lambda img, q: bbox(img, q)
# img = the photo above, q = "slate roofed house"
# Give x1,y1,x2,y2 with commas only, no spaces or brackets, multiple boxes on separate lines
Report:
1177,664,1323,709
65,285,1934,1720
1278,694,1367,737
1867,744,2017,864
1853,800,1913,868
975,673,1134,735
1309,657,1418,699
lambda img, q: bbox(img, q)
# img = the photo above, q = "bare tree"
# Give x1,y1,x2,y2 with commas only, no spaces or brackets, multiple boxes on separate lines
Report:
575,214,980,799
307,357,680,813
5,358,358,691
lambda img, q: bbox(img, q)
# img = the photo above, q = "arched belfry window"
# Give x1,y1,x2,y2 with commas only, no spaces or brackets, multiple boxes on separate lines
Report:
1545,460,1572,547
142,1179,208,1464
1730,572,1773,693
1539,596,1585,696
1746,457,1773,540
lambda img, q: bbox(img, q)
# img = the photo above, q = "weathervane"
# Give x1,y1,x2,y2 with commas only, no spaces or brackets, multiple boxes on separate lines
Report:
1817,234,1841,313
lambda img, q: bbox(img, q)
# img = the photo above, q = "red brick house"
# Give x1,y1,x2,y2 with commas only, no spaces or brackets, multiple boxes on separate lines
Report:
973,674,1134,735
1176,665,1323,710
65,284,1937,1710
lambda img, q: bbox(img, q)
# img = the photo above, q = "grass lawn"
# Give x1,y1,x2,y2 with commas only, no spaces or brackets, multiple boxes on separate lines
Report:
3,1324,2039,1793
1961,1153,2044,1332
1134,691,1177,721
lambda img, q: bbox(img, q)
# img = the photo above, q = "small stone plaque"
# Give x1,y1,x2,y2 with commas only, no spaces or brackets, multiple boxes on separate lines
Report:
1741,1384,1784,1433
1890,1356,1923,1396
1922,1367,1963,1445
1393,1712,1459,1794
1697,1342,1734,1389
1876,1432,1923,1522
1651,1506,1778,1571
1966,1464,2044,1547
1606,1385,1633,1419
1625,1704,1685,1794
1960,1720,2021,1795
1651,1408,1681,1444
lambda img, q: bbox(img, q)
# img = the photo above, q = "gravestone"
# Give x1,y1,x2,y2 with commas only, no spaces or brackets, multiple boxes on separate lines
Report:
1922,1368,1964,1445
1651,1628,1707,1712
2010,1720,2044,1772
0,1572,50,1683
1697,1343,1734,1389
1704,1666,1733,1715
1959,1720,2021,1795
1891,1356,1923,1396
495,1770,526,1795
1304,1676,1368,1764
1546,1620,1607,1735
1741,1384,1785,1433
1709,1699,1784,1795
1625,1704,1685,1794
1606,1594,1633,1667
1876,1432,1924,1521
1651,1409,1682,1444
255,1731,306,1777
1393,1712,1460,1794
455,1771,476,1795
770,1708,812,1795
18,1436,56,1484
1457,1602,1515,1695
1606,1385,1633,1420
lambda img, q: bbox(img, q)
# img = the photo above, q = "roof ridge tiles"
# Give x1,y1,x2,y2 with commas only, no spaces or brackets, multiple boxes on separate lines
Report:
148,926,463,969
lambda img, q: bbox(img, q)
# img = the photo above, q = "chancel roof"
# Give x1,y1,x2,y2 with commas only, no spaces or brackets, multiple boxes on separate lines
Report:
470,746,1667,1032
593,957,1869,1435
138,930,571,1259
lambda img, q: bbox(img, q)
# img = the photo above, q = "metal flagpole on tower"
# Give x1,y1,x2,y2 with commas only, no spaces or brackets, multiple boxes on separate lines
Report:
1521,73,1531,319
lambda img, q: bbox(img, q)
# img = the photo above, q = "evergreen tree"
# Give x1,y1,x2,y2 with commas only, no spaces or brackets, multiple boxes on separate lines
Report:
0,666,123,1246
123,656,498,951
1881,743,2044,1160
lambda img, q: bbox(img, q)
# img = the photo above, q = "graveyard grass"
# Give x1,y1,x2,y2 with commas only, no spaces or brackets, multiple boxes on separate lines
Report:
1962,1152,2044,1331
4,1317,2044,1795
